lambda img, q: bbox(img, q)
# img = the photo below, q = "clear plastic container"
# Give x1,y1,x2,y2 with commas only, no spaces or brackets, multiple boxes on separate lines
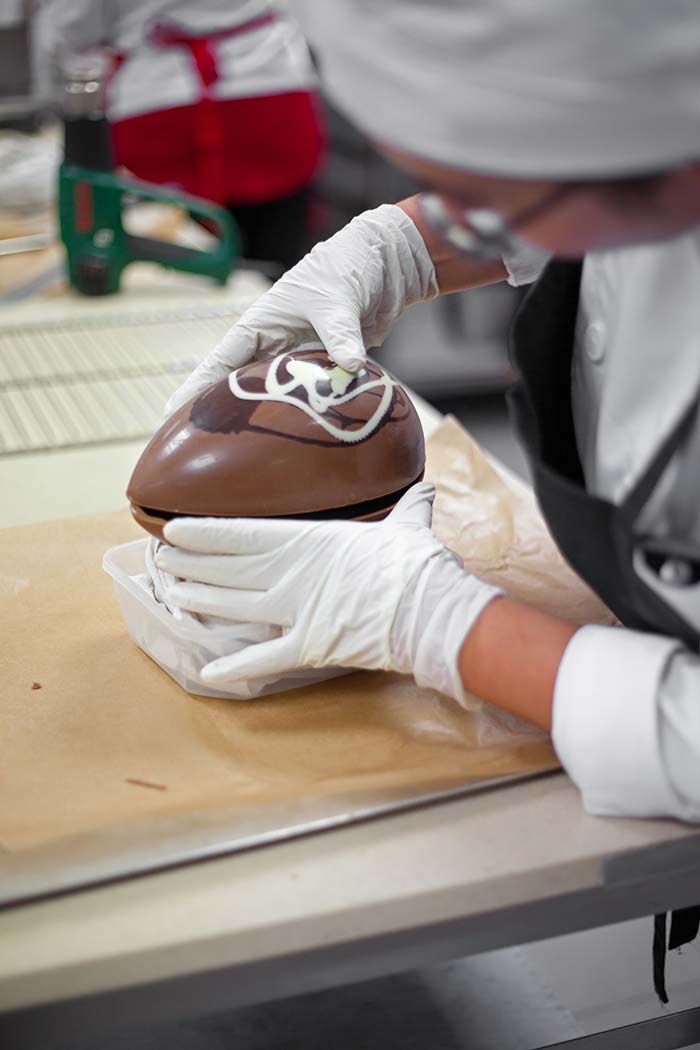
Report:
103,539,347,700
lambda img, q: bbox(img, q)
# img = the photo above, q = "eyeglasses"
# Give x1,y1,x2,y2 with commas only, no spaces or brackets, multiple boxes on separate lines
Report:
418,183,579,261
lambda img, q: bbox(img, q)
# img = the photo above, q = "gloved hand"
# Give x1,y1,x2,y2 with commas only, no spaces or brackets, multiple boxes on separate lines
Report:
164,204,438,416
153,483,502,704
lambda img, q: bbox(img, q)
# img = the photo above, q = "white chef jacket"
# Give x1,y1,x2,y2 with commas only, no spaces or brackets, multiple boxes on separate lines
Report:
506,233,700,823
33,0,316,120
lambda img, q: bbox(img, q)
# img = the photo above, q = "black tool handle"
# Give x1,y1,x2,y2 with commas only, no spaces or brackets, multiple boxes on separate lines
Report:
64,116,113,171
124,234,212,267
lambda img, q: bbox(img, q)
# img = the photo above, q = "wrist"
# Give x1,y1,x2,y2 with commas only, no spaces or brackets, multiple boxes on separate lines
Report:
398,195,508,294
392,557,502,705
368,202,439,306
458,597,578,731
423,575,502,706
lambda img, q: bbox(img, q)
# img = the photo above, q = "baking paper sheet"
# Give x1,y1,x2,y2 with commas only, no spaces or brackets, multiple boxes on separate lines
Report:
427,417,615,625
0,416,610,858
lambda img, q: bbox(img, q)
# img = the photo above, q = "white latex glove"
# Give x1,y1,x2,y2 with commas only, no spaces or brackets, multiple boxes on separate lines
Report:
153,483,502,704
164,204,438,416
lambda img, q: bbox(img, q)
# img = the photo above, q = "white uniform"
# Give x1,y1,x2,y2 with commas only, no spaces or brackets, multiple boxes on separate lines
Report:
33,0,316,119
508,234,700,822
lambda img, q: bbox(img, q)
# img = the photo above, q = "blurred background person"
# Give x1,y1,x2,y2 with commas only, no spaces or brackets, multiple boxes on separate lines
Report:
34,0,326,273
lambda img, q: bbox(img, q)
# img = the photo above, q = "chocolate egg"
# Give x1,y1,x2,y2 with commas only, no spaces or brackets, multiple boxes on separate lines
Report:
127,349,425,540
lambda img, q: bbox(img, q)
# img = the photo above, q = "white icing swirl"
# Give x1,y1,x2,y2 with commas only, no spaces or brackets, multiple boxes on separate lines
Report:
228,354,396,444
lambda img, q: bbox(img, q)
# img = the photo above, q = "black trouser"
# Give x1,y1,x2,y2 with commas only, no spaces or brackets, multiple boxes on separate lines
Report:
227,187,311,274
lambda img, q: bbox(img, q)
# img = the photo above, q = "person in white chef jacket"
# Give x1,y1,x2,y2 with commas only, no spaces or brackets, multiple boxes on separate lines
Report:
34,0,324,269
154,0,700,824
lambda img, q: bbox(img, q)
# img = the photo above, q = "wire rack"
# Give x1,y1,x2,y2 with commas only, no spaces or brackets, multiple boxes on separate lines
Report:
0,306,242,455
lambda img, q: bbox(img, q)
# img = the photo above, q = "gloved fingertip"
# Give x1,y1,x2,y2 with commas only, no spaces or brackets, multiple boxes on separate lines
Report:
163,380,207,418
389,480,436,526
329,346,366,373
415,481,437,503
163,391,187,418
161,520,201,552
395,480,435,505
315,329,366,373
153,549,174,573
163,325,259,418
161,520,179,544
216,325,257,366
163,585,180,608
199,663,220,684
200,658,245,685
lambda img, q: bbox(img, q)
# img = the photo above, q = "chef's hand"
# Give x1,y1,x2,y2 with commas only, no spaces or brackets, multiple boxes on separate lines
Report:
164,204,437,416
154,482,502,701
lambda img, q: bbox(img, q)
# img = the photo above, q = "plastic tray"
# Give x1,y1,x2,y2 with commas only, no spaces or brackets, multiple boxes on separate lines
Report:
103,539,347,700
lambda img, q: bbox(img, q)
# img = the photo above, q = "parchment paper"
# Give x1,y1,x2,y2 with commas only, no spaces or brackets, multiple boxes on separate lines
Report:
427,417,615,625
0,417,610,854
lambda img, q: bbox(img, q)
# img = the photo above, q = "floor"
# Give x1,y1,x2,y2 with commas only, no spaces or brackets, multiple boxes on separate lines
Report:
4,281,700,1050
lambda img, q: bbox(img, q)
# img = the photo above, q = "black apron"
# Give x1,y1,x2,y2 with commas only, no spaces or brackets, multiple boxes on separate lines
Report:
507,259,700,1002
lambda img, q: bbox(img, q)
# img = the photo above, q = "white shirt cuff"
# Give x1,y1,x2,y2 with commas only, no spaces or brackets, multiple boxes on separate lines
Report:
552,624,685,818
501,240,551,287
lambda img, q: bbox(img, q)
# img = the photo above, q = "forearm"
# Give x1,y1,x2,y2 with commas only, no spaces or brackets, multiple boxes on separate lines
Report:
458,596,578,731
397,195,507,293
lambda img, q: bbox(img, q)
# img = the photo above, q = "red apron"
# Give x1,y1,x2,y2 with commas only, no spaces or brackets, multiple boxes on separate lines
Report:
109,15,325,205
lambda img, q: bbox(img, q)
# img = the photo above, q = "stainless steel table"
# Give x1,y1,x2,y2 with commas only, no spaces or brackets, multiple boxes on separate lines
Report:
1,773,700,1049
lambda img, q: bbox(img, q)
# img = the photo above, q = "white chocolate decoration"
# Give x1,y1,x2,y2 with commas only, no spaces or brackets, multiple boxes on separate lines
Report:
229,354,396,443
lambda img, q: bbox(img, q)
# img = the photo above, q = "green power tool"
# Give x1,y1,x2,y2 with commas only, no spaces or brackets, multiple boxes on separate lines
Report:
58,65,239,296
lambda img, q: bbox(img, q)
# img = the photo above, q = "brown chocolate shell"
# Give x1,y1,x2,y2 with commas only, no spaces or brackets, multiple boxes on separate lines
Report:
127,349,425,539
